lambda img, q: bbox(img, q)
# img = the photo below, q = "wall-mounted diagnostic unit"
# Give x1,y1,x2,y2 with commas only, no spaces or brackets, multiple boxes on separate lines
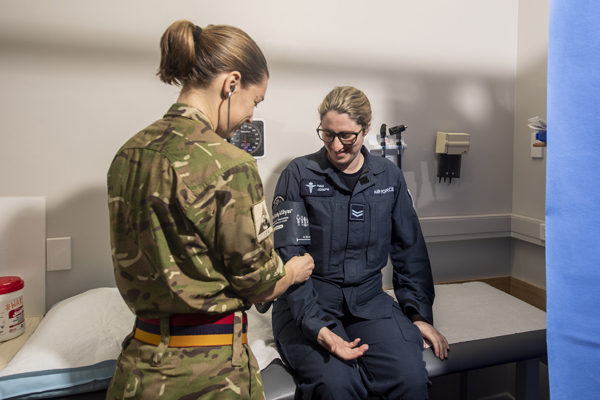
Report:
367,124,408,168
435,132,470,183
231,118,266,159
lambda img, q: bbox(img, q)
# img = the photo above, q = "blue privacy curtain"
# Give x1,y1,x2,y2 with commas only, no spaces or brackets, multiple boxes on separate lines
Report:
547,0,600,397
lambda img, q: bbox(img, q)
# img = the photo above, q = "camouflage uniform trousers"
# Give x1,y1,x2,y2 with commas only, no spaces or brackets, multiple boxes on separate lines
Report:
106,337,265,400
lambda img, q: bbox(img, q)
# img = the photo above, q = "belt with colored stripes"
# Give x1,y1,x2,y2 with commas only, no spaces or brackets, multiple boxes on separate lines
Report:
134,312,247,347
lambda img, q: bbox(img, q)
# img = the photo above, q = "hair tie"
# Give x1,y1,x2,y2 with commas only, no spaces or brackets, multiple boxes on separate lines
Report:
192,25,202,41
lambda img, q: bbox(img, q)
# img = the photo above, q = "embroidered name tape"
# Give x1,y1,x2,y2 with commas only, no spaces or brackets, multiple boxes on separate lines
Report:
300,179,334,197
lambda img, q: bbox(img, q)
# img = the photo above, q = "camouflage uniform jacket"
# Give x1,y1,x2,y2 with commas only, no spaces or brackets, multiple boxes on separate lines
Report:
107,103,284,319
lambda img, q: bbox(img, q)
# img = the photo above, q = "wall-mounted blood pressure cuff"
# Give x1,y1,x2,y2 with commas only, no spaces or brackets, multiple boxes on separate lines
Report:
272,201,311,248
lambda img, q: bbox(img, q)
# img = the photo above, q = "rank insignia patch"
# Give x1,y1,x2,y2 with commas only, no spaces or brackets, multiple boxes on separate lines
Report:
349,204,365,221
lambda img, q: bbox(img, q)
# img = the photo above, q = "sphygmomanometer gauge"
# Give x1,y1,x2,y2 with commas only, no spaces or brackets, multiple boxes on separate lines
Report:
231,119,266,159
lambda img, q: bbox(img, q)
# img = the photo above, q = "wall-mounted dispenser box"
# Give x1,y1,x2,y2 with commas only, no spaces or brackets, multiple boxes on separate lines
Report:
435,132,470,155
436,132,470,183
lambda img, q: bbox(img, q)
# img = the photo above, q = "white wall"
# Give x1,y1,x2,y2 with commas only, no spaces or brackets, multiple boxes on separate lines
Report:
513,0,549,220
511,0,549,288
0,0,522,307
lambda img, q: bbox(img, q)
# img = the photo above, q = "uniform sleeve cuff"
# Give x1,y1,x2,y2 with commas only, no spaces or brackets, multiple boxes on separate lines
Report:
302,315,337,343
234,250,285,298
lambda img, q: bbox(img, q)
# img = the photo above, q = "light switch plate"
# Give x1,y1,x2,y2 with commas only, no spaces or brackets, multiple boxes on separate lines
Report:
531,133,544,159
47,237,71,271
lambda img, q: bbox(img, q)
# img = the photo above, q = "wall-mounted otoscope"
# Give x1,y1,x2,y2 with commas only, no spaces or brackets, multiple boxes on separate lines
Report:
380,124,387,158
389,125,407,169
380,124,408,169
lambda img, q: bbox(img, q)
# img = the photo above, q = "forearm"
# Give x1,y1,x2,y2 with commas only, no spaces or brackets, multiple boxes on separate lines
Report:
247,264,295,303
391,176,435,323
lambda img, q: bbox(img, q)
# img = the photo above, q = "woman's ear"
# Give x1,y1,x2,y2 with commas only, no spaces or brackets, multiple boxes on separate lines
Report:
363,122,371,135
222,71,242,97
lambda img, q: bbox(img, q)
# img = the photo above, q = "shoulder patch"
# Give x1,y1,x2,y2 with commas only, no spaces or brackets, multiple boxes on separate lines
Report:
272,195,285,209
300,179,334,197
253,199,273,242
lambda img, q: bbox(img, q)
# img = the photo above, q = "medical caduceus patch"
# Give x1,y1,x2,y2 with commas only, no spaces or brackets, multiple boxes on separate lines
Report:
349,204,365,221
253,199,274,242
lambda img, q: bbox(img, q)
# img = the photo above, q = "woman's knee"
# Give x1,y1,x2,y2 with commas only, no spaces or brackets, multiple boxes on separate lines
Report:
376,365,429,400
297,356,367,399
358,343,429,399
309,367,367,400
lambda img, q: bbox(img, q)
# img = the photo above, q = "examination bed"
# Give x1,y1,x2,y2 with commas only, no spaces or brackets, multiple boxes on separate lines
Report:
0,282,546,400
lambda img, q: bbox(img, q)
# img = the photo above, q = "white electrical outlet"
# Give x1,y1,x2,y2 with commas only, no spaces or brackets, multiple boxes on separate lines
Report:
540,224,545,241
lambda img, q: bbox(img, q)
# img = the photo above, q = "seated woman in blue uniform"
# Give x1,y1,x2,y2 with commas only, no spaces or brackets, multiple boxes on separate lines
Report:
270,86,449,400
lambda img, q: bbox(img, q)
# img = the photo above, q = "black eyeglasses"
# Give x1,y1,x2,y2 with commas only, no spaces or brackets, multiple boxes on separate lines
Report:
316,124,363,145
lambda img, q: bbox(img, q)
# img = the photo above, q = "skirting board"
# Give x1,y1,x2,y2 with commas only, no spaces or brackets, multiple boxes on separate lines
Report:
420,214,545,247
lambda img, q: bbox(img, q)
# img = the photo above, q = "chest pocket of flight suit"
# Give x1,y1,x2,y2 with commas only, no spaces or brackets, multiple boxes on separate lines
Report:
365,189,396,268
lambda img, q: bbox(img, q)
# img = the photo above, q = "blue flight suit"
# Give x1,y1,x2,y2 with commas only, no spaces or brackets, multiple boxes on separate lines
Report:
272,146,434,400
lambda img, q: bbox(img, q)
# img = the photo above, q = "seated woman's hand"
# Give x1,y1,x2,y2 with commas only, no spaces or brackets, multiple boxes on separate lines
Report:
413,320,449,360
317,327,369,360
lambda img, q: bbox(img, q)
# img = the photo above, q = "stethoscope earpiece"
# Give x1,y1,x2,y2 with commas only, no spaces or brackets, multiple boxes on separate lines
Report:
227,84,235,141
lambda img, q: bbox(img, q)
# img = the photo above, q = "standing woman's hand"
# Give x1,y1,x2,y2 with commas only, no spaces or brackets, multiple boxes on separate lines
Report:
248,253,314,304
287,253,314,284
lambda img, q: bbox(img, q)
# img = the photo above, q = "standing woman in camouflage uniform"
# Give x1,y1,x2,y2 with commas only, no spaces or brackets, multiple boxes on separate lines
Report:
106,20,314,400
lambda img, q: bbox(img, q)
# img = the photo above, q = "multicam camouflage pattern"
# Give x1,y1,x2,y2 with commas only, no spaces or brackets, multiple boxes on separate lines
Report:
106,103,283,399
107,103,284,317
106,338,265,400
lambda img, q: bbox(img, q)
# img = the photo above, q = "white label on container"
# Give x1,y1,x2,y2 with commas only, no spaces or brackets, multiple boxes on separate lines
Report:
0,294,24,339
